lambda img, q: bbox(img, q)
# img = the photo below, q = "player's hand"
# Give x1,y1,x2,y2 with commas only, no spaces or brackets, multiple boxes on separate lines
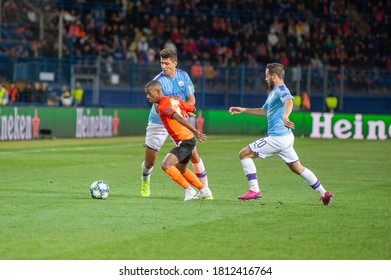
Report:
195,131,207,143
187,112,196,117
229,107,243,114
283,116,295,129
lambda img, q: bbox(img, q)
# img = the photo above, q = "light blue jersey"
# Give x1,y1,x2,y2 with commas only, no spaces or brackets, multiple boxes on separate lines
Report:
148,69,195,124
262,84,293,136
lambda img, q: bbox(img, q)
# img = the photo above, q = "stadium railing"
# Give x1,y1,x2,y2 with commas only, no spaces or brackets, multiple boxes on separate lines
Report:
1,57,390,114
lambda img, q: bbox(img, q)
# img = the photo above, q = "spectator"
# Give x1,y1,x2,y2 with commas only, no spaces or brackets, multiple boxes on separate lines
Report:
2,0,18,23
204,62,219,80
68,20,86,39
71,82,85,107
182,38,200,60
60,85,73,107
190,60,204,87
0,0,389,78
302,92,311,111
35,82,46,103
125,40,139,62
20,83,35,103
163,38,177,53
292,91,302,112
47,92,60,106
325,93,338,113
310,53,324,90
0,82,9,106
191,60,204,79
7,82,20,103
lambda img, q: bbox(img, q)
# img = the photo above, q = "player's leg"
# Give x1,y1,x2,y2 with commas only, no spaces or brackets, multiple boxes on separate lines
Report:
162,152,197,201
286,160,333,205
238,136,281,200
176,162,204,191
142,146,157,178
279,135,333,205
190,146,209,188
141,123,168,197
179,163,213,200
140,146,155,197
237,144,262,200
181,142,213,200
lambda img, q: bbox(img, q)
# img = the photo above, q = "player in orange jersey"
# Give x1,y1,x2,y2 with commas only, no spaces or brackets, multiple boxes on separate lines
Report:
145,80,213,201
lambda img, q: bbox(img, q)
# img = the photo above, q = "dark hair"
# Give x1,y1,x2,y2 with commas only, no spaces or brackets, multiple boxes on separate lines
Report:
266,63,285,79
160,48,177,62
145,80,162,90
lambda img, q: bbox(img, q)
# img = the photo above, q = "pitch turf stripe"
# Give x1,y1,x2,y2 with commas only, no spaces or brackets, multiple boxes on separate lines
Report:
0,144,135,155
215,138,244,143
1,138,242,154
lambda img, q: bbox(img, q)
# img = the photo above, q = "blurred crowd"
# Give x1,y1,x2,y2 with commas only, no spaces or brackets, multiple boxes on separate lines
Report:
0,81,84,107
0,0,390,71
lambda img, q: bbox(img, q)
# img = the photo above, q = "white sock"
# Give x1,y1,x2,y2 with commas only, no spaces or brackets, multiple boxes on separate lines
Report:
141,161,153,182
241,158,260,192
192,159,208,188
300,168,326,196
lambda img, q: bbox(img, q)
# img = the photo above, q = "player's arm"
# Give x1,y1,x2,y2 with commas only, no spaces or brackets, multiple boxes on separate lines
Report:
171,112,207,143
282,98,295,129
178,99,195,113
186,93,195,105
180,96,196,117
184,71,196,105
229,107,266,116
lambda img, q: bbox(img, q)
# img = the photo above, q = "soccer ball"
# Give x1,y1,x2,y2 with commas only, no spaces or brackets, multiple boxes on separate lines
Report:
89,180,110,199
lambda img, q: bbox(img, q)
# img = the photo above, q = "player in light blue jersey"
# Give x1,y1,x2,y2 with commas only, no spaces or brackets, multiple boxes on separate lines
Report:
147,67,194,125
229,63,333,205
140,49,212,199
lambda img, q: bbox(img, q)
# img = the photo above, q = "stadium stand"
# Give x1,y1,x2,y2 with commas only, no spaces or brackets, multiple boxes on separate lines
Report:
0,0,390,113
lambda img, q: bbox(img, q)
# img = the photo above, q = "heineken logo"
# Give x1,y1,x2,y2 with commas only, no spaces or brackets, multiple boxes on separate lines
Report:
310,113,390,140
76,108,113,138
0,108,36,141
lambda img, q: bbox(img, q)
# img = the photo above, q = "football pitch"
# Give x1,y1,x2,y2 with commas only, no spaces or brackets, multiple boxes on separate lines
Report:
0,135,390,260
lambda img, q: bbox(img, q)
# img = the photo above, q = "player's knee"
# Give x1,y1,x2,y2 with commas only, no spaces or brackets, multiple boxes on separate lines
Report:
239,147,250,159
161,161,170,171
190,153,200,163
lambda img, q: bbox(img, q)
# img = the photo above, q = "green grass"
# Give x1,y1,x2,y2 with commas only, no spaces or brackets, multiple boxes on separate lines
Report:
0,135,390,260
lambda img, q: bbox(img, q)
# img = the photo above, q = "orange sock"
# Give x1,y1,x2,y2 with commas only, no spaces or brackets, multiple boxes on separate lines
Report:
165,166,190,189
182,169,204,190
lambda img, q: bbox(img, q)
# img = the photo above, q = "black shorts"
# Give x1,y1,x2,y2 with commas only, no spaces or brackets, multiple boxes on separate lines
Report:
169,138,196,164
